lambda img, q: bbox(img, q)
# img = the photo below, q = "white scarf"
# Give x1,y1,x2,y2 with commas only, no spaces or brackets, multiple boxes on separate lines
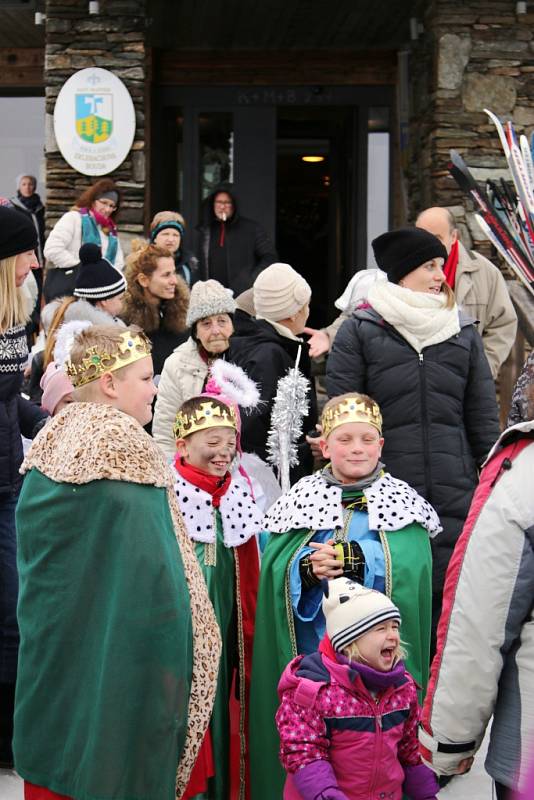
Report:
367,281,460,353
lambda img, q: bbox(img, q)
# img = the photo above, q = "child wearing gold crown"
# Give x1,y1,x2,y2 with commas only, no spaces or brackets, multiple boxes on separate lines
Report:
14,324,221,800
250,392,441,800
172,360,264,800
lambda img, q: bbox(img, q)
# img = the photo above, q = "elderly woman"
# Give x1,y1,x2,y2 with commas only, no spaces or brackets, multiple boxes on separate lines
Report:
149,210,199,288
43,178,123,302
326,227,500,636
121,241,190,379
152,279,236,458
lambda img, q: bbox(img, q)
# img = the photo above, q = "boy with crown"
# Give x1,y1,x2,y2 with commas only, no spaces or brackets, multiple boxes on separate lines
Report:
172,360,263,800
14,324,221,800
250,392,441,800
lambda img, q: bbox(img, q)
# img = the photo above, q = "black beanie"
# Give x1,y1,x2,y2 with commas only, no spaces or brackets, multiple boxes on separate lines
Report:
74,243,126,300
372,228,448,284
0,205,38,260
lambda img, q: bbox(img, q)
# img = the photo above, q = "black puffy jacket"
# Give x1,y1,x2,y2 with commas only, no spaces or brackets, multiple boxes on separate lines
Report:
229,318,317,483
0,324,47,496
325,307,500,595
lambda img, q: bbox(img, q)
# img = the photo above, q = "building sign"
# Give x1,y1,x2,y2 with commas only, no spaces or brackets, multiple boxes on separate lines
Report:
54,68,136,176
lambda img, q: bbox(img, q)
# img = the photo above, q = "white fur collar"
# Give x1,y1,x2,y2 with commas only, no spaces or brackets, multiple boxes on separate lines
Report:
264,471,441,537
174,471,264,546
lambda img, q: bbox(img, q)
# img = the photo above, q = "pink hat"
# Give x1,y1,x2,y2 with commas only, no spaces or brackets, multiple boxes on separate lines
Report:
40,361,74,415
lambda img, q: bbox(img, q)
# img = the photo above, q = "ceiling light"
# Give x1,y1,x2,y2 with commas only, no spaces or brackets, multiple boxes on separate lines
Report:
302,156,325,163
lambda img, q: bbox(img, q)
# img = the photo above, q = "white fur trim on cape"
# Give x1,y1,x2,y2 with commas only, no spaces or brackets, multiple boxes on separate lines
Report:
174,471,264,546
264,471,442,537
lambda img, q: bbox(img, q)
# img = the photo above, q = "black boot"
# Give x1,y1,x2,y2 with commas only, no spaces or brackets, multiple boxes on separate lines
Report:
0,682,15,769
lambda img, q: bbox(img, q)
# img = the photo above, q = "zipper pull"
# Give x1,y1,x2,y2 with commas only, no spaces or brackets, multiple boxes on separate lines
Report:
377,715,382,729
419,353,424,364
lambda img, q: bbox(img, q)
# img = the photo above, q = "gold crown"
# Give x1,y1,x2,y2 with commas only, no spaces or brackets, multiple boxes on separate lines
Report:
173,399,238,440
322,396,382,438
66,330,152,388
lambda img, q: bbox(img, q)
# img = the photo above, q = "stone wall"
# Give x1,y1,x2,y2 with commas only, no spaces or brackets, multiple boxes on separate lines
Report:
44,0,147,245
406,0,534,253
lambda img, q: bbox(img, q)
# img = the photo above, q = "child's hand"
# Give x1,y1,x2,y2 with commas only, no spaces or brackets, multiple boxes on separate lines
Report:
309,539,343,579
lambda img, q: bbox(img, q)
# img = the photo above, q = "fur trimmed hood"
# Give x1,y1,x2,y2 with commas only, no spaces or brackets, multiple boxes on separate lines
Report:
121,275,190,335
41,297,126,332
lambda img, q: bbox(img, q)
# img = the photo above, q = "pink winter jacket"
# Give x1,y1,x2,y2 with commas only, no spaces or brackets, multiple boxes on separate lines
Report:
276,638,437,800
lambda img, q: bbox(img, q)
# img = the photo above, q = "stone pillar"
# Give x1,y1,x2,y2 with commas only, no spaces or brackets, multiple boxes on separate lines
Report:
405,0,534,252
44,0,147,245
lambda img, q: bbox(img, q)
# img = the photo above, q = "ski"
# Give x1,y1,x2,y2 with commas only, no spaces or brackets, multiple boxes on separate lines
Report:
448,149,534,286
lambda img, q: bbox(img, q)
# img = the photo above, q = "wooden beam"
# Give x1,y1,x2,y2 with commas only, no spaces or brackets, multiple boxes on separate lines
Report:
155,49,397,86
0,48,44,87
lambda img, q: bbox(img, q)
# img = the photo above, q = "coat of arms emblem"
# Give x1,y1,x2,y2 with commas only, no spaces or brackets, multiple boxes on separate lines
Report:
75,93,113,143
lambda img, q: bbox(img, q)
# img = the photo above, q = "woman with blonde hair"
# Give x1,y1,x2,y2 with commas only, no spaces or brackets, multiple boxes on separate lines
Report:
43,178,124,301
0,206,47,768
122,240,190,378
149,210,199,288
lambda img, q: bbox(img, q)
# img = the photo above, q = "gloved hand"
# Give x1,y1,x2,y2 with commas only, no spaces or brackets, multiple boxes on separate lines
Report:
291,760,349,800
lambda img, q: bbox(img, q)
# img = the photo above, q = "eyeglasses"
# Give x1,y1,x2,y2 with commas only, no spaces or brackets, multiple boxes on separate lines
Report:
214,200,233,206
95,199,117,211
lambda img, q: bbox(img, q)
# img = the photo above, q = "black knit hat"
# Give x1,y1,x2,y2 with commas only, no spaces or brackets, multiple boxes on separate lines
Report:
372,228,448,284
74,243,127,300
0,205,38,260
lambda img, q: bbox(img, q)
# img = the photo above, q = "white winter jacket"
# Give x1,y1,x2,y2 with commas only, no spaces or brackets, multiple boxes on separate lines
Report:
44,210,124,272
420,420,534,792
152,337,210,458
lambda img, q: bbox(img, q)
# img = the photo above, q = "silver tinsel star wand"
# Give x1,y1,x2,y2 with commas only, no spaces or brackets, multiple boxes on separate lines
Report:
266,345,310,493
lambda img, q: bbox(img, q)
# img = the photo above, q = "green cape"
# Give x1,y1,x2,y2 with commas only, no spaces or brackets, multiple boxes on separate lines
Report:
14,471,193,800
249,522,432,800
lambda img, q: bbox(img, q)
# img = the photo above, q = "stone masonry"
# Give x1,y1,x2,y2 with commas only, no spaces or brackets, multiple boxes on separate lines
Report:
406,0,534,255
44,0,147,243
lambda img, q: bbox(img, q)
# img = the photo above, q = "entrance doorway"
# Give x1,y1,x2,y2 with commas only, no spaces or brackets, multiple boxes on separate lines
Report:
152,86,392,321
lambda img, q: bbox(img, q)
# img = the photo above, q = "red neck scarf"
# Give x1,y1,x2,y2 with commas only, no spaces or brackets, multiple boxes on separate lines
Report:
443,240,459,289
174,456,231,508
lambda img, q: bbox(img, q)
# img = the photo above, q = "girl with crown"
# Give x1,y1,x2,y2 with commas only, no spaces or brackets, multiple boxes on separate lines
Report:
172,361,264,800
14,323,221,800
250,392,441,800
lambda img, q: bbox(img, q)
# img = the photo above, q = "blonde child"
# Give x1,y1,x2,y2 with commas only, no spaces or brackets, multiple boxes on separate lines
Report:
276,578,439,800
14,324,220,800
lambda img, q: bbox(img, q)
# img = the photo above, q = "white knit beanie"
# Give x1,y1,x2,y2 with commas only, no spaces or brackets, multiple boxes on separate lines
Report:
322,578,401,652
253,263,311,322
186,279,236,328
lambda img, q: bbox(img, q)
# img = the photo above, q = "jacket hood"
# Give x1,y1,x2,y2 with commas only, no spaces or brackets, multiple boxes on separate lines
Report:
200,182,240,226
484,419,534,465
42,297,126,330
230,317,301,353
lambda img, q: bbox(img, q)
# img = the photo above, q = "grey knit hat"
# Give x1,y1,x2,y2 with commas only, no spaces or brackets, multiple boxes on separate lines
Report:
186,279,236,328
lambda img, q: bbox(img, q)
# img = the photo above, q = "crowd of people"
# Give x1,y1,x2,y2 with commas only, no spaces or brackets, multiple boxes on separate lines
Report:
0,176,532,800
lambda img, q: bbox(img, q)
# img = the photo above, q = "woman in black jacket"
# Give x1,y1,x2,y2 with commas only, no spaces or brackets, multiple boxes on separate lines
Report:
0,206,47,767
326,228,500,634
